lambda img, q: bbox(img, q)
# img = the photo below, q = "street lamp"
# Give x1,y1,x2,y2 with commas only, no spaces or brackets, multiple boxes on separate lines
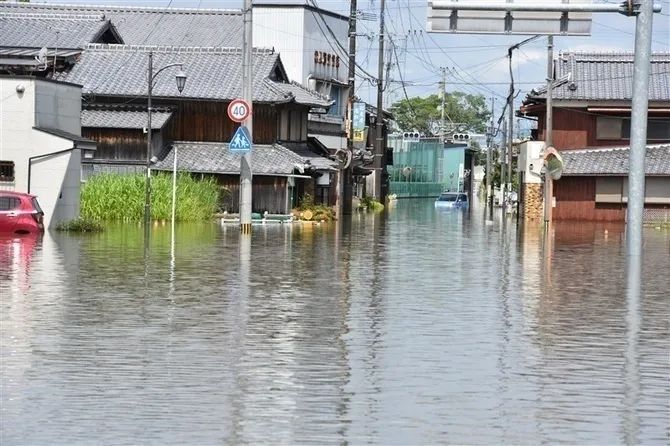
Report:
144,51,186,238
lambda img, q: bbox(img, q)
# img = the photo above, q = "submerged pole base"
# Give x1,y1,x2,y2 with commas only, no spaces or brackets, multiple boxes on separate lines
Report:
240,223,252,234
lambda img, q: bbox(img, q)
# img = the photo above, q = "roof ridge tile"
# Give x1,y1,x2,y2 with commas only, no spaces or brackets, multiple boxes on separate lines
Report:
0,12,106,21
0,2,241,15
84,43,275,55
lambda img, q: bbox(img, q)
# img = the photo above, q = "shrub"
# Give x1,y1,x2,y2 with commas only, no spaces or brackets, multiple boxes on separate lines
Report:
295,193,336,221
359,195,384,212
56,217,104,232
81,173,222,222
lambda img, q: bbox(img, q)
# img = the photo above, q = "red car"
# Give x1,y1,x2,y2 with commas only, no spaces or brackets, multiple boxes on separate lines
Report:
0,191,45,234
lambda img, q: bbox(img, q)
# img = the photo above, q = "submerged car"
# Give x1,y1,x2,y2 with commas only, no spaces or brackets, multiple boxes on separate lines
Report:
0,191,45,234
434,192,469,209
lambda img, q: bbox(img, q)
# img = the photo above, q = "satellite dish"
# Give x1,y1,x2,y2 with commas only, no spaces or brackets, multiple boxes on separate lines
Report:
543,146,564,180
402,166,414,177
35,47,48,70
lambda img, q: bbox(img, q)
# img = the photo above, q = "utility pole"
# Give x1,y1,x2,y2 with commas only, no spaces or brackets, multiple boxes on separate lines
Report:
440,67,447,142
341,0,357,216
486,97,494,214
507,84,514,212
374,0,386,202
239,0,253,234
544,35,554,225
627,0,654,259
500,118,507,207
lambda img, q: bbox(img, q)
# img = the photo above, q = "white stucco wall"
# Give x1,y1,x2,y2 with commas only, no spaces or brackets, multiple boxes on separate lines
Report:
302,9,348,85
518,141,546,185
253,7,305,83
253,6,348,86
0,77,85,228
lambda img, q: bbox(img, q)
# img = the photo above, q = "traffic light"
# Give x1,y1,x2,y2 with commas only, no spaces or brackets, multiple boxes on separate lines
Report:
452,133,470,141
402,132,421,142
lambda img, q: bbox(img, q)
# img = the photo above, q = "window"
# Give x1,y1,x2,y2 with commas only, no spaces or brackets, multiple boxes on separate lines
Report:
597,117,670,140
596,117,623,140
0,196,20,211
647,118,670,140
328,86,342,116
0,161,15,182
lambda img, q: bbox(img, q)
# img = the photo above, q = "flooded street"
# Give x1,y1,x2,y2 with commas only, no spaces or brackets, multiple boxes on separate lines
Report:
1,199,668,445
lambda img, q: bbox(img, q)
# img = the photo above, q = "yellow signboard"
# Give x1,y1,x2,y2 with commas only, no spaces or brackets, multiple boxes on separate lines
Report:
353,130,365,142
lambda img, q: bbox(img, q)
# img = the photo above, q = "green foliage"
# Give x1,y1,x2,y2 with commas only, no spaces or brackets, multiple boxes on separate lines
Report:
56,217,105,233
359,196,384,212
81,173,222,222
296,193,336,221
389,92,491,135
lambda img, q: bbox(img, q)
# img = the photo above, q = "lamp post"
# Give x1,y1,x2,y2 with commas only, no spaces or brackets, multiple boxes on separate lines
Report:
144,51,186,239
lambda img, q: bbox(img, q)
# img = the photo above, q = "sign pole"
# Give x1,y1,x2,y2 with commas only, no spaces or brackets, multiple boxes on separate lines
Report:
239,0,253,234
626,0,653,259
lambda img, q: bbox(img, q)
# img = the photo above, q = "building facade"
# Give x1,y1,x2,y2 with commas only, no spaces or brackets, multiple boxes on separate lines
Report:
519,52,670,222
0,76,95,228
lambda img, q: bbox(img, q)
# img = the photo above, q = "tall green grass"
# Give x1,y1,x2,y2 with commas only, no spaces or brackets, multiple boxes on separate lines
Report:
81,173,223,222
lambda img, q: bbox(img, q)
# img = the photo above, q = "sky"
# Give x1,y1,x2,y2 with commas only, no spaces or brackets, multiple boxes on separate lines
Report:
35,0,670,134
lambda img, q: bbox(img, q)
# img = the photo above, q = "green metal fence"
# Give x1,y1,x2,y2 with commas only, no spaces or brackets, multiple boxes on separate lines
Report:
388,137,444,198
389,182,444,198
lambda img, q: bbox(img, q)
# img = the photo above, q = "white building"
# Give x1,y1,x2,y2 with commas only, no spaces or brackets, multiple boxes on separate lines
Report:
0,76,95,228
253,3,349,151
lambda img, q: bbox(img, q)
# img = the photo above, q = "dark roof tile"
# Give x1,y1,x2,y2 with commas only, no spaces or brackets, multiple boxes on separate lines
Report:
0,2,242,47
562,144,670,176
527,52,670,102
0,13,119,49
153,141,308,176
81,108,173,129
55,44,288,102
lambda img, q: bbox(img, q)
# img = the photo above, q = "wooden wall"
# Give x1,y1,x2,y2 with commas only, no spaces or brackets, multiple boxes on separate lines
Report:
83,128,146,160
536,108,629,150
554,176,626,221
216,174,288,214
165,101,278,144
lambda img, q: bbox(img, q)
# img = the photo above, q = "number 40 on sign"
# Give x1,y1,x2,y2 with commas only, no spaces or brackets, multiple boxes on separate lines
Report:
227,98,251,123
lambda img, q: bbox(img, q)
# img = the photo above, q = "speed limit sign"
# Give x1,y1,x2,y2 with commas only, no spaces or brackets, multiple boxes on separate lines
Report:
227,98,251,123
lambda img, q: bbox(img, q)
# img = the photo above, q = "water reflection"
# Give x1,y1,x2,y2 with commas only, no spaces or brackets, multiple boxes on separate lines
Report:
1,204,668,445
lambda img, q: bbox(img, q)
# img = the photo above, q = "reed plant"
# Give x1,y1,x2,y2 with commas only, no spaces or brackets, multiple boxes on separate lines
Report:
81,173,222,222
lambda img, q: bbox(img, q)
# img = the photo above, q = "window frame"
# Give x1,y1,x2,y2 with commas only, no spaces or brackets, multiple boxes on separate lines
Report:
0,161,15,182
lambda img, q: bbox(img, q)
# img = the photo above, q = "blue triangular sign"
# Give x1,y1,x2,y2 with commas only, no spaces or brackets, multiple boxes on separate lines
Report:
229,126,252,153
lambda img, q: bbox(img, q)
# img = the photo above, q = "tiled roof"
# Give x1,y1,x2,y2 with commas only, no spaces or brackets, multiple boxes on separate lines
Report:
0,2,242,47
281,142,339,171
81,107,173,129
153,141,308,176
54,44,291,103
527,52,670,102
272,81,333,108
0,12,121,49
562,144,670,176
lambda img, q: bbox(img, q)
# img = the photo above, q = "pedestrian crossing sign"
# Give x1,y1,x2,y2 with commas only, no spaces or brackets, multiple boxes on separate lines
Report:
229,126,252,153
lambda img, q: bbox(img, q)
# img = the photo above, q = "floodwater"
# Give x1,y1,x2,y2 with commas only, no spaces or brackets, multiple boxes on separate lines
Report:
1,199,668,445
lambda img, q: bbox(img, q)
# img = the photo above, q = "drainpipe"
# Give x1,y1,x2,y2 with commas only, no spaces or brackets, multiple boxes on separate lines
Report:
27,146,77,194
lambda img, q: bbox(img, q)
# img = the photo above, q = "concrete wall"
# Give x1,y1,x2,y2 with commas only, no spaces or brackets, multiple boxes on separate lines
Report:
35,80,82,135
0,77,85,228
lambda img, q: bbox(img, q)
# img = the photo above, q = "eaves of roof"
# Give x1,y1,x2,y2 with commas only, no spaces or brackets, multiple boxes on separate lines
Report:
561,143,670,176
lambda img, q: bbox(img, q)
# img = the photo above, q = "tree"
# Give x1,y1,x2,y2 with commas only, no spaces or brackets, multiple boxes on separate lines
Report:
389,92,491,135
